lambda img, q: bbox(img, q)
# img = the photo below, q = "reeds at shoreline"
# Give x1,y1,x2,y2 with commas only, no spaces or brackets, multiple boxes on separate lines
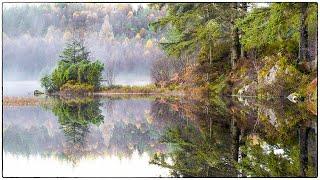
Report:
3,96,50,106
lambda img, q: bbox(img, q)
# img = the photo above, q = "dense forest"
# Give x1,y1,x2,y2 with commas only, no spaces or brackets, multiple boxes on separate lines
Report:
3,3,165,84
148,3,317,100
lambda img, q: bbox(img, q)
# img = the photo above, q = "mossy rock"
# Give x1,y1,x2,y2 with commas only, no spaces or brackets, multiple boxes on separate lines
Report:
34,90,44,96
257,55,311,98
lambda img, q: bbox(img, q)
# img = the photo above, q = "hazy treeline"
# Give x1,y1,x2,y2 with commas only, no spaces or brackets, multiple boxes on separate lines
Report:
3,3,166,84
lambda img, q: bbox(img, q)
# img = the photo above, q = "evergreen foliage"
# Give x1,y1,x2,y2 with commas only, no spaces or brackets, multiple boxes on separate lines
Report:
151,3,317,78
41,40,104,93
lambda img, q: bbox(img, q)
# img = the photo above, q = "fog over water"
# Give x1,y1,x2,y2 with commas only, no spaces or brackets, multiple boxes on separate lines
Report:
3,3,166,86
3,81,42,97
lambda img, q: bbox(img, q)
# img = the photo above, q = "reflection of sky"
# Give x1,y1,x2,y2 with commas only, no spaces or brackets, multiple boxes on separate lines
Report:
3,150,169,177
3,98,172,177
4,99,165,155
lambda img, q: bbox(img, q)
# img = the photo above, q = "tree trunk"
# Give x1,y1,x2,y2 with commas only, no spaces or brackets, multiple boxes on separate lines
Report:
231,27,241,69
231,117,240,162
298,3,310,63
231,117,241,176
240,40,246,58
231,3,241,69
299,124,309,177
313,11,318,70
240,3,248,59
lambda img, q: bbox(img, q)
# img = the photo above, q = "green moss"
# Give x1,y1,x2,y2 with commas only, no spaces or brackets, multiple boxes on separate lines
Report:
209,75,227,95
257,55,312,98
168,83,179,91
258,56,275,81
239,66,248,78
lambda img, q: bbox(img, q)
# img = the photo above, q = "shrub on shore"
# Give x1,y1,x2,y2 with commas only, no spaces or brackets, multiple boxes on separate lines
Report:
60,81,94,95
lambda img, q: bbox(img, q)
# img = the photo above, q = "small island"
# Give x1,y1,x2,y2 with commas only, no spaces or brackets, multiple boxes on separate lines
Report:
40,40,104,95
38,39,185,97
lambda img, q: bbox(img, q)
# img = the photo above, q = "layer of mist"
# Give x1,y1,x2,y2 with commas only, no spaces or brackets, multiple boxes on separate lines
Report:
3,3,166,85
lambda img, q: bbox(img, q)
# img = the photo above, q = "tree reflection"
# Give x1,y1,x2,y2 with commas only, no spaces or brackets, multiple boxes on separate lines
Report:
51,97,104,165
149,98,237,177
230,98,317,177
149,97,317,177
3,95,317,176
150,125,236,177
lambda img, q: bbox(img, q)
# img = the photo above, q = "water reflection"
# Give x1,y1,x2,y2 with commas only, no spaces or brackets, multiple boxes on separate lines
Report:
50,97,104,165
3,96,171,177
149,96,317,177
149,97,237,177
3,95,317,177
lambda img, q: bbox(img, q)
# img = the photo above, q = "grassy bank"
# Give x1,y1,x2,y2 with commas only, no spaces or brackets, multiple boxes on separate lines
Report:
3,97,53,106
98,84,185,96
3,84,186,106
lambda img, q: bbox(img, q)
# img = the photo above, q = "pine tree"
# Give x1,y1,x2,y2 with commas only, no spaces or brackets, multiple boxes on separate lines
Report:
59,40,90,64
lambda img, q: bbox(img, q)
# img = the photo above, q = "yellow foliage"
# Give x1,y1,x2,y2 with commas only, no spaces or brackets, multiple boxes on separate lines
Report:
145,39,153,49
63,31,72,41
135,33,141,39
127,11,133,18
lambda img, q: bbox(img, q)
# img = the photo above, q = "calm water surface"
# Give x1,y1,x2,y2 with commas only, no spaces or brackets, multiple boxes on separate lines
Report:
3,83,318,177
3,81,42,97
